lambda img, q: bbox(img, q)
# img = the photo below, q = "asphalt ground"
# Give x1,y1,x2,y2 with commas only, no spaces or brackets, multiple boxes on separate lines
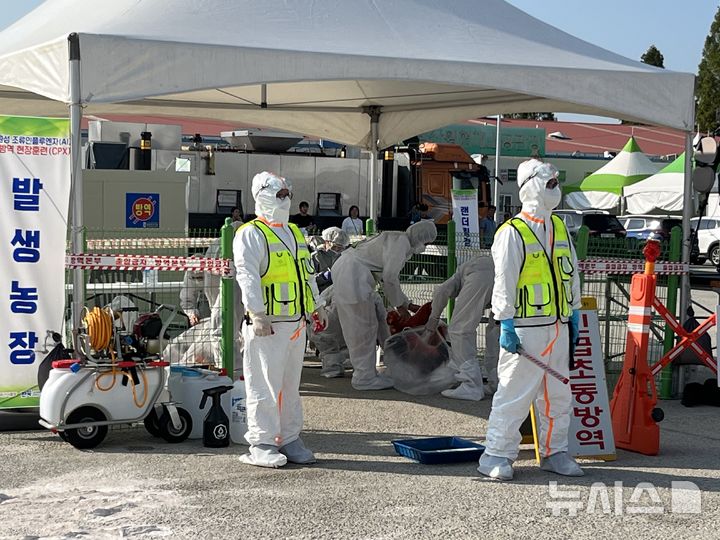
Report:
0,363,718,540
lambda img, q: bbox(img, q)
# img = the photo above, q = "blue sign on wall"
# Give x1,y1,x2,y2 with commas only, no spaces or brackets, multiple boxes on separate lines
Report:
126,193,160,228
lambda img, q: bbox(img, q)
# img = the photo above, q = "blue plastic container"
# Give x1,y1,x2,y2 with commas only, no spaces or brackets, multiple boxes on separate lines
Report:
392,436,485,464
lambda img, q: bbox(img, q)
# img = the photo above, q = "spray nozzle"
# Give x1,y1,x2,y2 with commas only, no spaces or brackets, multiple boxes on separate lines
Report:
199,385,234,409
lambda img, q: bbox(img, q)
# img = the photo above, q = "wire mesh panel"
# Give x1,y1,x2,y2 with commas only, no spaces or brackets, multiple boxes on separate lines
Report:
65,228,227,369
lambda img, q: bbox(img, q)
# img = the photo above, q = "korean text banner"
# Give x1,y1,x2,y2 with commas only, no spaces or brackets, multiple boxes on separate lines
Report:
451,188,480,264
0,115,70,408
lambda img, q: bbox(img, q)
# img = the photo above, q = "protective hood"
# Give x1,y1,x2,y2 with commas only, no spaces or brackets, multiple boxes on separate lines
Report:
406,220,437,253
518,160,562,212
322,226,350,248
251,171,293,224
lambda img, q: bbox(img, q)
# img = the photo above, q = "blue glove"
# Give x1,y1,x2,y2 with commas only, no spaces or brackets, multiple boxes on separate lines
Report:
569,310,580,358
499,319,520,353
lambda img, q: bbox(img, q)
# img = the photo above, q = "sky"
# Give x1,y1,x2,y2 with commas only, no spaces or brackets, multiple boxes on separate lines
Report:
1,1,719,122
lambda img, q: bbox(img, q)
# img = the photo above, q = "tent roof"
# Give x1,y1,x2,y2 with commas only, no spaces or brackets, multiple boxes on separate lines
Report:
564,136,659,196
0,0,695,148
623,153,687,196
622,153,687,214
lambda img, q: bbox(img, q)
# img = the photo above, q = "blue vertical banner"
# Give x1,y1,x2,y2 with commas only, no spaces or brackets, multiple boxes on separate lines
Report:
451,188,480,265
0,115,71,408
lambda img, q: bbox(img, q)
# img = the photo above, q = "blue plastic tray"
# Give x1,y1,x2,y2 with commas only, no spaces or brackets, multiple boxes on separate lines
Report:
392,437,485,464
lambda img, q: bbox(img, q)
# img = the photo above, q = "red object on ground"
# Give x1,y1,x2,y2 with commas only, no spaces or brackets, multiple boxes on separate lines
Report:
387,302,433,334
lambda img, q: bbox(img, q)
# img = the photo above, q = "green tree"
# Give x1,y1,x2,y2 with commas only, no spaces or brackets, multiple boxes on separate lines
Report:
697,6,720,133
507,112,556,121
641,45,665,68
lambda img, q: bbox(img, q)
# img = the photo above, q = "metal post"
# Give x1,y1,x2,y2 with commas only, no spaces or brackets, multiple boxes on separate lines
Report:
493,115,501,209
679,131,694,324
220,218,235,377
660,226,682,399
365,106,381,234
447,219,456,320
68,33,85,353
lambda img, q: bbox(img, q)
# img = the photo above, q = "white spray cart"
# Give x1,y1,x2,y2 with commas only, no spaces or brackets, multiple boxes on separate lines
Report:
39,304,193,449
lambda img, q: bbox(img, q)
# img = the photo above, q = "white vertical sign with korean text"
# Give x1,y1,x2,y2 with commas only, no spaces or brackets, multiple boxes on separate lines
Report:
0,116,71,409
451,188,480,265
568,297,616,459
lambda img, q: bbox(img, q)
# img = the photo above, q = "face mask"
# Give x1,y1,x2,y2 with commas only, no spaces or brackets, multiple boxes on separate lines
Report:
542,186,562,211
256,191,292,224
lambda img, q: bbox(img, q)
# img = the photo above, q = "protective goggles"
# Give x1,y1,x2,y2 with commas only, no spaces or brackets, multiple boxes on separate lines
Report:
526,162,560,189
257,175,292,198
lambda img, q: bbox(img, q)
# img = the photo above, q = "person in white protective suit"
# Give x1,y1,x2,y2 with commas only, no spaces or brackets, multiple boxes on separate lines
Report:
332,221,437,390
175,221,244,366
477,159,583,481
310,284,390,378
312,227,350,293
423,256,499,401
234,171,328,468
180,218,243,326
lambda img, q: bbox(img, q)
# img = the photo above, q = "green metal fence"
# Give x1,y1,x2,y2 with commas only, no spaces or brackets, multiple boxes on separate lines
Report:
66,220,684,399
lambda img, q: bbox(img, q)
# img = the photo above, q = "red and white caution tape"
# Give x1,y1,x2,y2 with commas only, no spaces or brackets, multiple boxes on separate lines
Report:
65,254,230,276
578,259,688,275
517,346,570,385
85,237,218,250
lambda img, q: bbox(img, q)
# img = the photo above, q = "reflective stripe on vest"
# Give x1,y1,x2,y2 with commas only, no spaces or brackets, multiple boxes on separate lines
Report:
501,214,574,327
242,219,315,317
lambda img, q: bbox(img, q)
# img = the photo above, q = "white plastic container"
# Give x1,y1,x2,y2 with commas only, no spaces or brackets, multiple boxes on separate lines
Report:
230,377,248,445
167,366,232,439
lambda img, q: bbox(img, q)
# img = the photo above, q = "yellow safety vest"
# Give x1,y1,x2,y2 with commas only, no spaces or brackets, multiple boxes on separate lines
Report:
499,214,574,327
242,219,315,317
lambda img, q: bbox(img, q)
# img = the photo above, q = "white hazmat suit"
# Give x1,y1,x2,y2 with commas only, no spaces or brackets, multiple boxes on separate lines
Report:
332,221,437,390
309,285,389,378
312,227,350,293
478,159,583,481
176,222,245,366
234,172,326,468
425,256,499,401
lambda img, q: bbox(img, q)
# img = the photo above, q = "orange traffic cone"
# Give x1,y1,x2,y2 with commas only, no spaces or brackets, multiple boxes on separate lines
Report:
610,240,664,455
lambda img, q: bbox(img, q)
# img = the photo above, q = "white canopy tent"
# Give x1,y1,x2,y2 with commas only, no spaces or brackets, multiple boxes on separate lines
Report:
564,136,659,211
623,153,688,214
0,0,697,325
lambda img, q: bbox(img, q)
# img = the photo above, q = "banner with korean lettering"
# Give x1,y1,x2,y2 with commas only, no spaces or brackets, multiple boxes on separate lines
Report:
0,115,70,409
567,297,616,459
451,188,480,265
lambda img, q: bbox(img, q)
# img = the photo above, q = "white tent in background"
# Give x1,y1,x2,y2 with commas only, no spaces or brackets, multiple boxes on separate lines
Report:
564,136,659,210
0,0,697,140
0,0,698,326
623,153,688,214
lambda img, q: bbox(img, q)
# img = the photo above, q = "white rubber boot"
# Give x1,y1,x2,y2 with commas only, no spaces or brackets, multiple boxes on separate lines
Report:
477,452,514,481
441,381,485,401
239,444,288,468
279,438,316,464
540,452,584,477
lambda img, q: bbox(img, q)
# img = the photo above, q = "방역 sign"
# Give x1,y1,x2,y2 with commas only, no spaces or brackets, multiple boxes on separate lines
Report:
568,297,616,459
126,193,160,228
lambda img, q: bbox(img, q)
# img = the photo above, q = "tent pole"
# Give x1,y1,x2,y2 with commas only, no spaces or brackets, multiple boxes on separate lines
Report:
679,131,693,325
68,33,85,352
493,115,500,209
366,106,381,233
